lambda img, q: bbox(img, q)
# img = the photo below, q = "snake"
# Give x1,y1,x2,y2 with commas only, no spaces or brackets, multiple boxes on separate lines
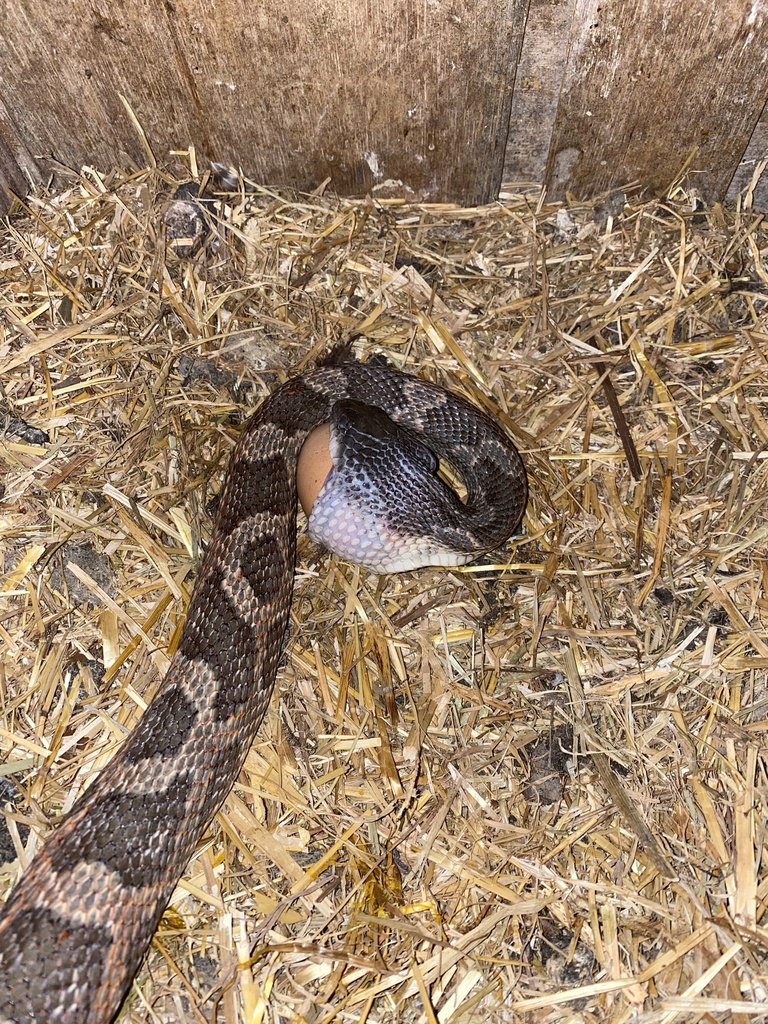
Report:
0,356,527,1023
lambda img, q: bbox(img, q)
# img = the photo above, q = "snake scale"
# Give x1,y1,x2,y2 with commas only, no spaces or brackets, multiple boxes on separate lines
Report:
0,358,527,1023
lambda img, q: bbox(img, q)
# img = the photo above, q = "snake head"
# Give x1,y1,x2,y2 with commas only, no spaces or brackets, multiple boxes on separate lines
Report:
307,399,478,573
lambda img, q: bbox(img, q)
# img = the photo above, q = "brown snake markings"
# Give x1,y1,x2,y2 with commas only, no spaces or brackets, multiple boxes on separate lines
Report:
0,359,527,1023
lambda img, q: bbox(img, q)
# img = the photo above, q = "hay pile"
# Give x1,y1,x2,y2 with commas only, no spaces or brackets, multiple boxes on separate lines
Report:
1,158,768,1023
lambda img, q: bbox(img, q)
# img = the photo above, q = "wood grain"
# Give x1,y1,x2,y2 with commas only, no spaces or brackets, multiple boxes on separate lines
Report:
503,0,576,187
727,112,768,208
545,0,768,202
0,0,527,205
0,1,199,178
1,0,765,209
0,94,42,216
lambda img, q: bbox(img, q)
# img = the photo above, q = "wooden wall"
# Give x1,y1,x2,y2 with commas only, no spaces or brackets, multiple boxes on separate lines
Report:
1,0,767,213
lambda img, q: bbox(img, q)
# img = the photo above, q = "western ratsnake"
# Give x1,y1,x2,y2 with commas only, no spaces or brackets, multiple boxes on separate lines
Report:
0,357,527,1023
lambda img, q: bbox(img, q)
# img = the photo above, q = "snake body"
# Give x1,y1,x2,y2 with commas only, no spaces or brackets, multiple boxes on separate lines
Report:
0,359,527,1023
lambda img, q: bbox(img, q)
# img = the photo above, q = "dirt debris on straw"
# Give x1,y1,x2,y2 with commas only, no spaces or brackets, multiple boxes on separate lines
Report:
1,158,768,1024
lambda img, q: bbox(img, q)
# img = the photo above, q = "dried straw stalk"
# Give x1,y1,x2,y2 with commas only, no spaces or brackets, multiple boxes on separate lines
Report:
1,159,767,1023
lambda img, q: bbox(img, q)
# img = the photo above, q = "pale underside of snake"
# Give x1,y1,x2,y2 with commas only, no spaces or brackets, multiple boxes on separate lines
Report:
0,357,527,1024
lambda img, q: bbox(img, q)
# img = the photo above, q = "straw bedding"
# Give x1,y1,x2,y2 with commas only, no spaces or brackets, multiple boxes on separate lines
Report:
1,158,767,1023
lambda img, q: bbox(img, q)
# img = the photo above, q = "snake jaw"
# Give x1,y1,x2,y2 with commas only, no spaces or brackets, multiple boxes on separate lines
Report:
309,481,477,572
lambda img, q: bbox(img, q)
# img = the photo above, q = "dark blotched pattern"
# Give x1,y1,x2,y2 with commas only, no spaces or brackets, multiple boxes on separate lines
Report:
0,360,527,1024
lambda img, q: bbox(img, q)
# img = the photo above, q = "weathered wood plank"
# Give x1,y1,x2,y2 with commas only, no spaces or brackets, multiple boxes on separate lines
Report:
0,161,25,217
503,0,576,186
0,95,42,216
726,110,768,208
0,0,527,205
0,1,201,181
184,0,530,203
546,0,768,202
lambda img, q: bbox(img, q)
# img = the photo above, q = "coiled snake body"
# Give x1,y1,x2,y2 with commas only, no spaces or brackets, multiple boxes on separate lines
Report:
0,359,527,1023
